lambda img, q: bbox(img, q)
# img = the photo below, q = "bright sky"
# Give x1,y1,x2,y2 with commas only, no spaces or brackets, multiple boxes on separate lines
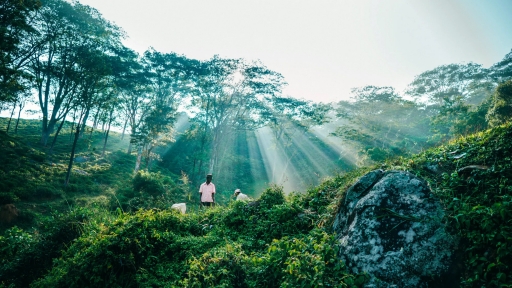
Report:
79,0,512,103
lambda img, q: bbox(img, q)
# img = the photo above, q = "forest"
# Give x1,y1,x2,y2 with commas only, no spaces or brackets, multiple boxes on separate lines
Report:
1,0,512,287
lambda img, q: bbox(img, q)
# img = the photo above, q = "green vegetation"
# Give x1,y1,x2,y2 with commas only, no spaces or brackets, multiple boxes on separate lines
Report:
1,117,511,287
1,1,512,286
400,123,512,287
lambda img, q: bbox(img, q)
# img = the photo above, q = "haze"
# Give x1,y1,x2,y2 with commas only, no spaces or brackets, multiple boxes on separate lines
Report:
78,0,512,103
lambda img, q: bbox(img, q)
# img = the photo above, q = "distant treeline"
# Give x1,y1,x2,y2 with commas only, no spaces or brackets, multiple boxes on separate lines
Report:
1,0,512,194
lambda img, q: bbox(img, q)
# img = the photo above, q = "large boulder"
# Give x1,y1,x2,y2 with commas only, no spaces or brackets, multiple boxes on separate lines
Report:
333,170,458,287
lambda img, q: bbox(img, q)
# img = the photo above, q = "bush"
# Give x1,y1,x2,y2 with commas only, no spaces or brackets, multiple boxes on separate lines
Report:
0,207,96,287
0,192,18,205
133,170,173,196
258,185,285,209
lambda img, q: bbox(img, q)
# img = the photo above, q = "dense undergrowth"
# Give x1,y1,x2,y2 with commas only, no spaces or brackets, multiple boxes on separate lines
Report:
1,119,511,287
400,123,512,287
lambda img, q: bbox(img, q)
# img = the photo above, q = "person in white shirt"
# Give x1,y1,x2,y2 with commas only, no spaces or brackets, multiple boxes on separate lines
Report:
199,174,215,207
234,188,250,201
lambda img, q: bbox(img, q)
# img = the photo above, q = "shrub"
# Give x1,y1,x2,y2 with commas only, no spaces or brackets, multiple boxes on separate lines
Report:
258,185,285,209
133,170,172,196
0,207,95,287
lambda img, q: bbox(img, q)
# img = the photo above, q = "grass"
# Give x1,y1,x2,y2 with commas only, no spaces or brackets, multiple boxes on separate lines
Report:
1,117,511,287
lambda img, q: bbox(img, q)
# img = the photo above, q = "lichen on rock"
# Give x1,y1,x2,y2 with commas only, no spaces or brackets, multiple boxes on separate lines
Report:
333,170,459,287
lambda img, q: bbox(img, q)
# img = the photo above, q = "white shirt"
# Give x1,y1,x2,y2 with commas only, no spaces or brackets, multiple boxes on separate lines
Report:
199,182,215,202
236,193,250,201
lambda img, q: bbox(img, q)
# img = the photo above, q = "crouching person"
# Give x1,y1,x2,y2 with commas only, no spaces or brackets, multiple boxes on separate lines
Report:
233,189,250,201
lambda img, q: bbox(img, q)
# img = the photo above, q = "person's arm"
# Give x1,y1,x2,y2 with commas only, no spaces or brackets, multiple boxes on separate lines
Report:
212,184,216,202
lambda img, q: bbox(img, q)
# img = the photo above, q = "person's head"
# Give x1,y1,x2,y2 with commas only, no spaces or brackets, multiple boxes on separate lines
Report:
234,188,241,196
206,174,212,184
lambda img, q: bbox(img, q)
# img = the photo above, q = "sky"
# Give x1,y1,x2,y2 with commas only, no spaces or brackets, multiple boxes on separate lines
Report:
2,0,511,192
52,1,512,103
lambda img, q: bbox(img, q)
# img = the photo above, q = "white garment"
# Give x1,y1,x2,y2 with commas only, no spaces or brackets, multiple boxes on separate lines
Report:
236,193,250,201
171,203,186,214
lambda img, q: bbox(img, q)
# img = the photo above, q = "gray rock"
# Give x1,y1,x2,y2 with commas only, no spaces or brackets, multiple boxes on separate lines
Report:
333,170,458,287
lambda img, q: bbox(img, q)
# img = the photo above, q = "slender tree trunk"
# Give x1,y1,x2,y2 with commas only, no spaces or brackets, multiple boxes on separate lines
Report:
92,110,100,130
65,123,81,186
70,110,77,141
121,118,128,140
101,112,113,157
49,113,68,155
79,109,90,138
102,127,110,158
6,103,16,133
14,102,23,134
145,144,153,170
134,146,142,174
127,124,135,154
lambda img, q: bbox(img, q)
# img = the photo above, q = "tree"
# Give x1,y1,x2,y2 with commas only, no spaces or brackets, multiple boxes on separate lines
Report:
490,49,512,81
406,63,490,105
0,0,40,102
130,49,199,173
188,57,286,178
332,86,427,163
28,0,123,145
486,80,512,127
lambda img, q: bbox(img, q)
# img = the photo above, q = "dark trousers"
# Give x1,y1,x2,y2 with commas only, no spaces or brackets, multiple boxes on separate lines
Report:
201,202,214,207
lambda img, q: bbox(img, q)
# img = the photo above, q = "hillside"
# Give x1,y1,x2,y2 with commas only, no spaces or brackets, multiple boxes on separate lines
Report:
0,119,511,287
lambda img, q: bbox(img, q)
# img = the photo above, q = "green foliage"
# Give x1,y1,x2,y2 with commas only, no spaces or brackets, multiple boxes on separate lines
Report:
487,80,512,127
133,170,172,196
248,229,363,288
393,121,512,287
182,230,363,288
16,183,363,287
258,185,285,209
31,209,219,287
113,170,189,211
0,207,96,287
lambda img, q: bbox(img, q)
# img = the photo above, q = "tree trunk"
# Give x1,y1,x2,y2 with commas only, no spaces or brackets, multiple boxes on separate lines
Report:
70,109,77,141
6,103,16,133
79,109,90,138
14,102,24,134
49,113,68,155
121,118,128,140
145,144,154,170
65,123,81,186
134,146,142,174
102,127,110,158
101,111,114,157
92,109,100,130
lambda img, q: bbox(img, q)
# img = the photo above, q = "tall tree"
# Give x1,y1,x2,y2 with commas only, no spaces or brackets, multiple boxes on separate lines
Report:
490,49,512,81
130,49,198,173
28,0,123,145
406,63,490,105
332,86,426,163
486,79,512,127
0,0,40,102
188,57,286,177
